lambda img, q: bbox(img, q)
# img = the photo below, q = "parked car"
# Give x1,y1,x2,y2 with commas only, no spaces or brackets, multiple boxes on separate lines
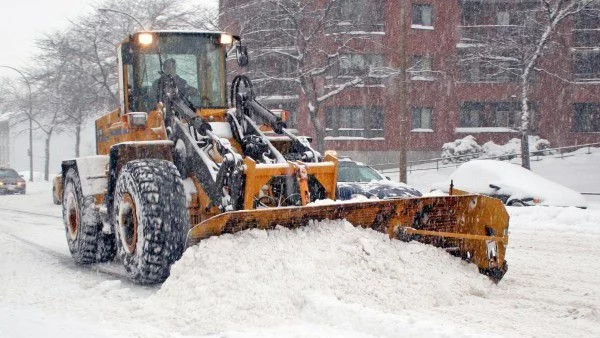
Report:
0,167,26,195
443,160,587,208
336,159,422,200
52,174,62,205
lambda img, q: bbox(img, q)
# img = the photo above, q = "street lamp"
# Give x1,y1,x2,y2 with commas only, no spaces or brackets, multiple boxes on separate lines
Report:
97,8,146,30
0,65,34,182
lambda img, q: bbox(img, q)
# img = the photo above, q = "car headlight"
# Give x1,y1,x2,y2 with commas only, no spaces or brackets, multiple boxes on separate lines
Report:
0,181,4,187
17,181,25,186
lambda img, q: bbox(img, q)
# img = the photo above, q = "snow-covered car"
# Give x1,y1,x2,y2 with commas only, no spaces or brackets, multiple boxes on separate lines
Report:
447,160,587,208
0,167,26,195
336,159,422,200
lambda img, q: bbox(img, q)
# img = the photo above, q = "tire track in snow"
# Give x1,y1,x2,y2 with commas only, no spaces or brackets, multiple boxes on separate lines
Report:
0,207,61,219
0,231,138,284
0,208,153,289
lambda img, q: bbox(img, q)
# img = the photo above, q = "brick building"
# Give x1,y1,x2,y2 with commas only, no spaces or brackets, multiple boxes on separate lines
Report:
220,0,600,164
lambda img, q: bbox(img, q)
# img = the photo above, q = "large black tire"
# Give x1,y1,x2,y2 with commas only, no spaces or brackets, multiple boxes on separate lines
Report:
62,168,117,264
113,159,189,284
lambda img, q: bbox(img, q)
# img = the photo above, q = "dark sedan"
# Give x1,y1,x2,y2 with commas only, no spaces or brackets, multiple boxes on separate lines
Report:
0,168,26,195
336,160,422,200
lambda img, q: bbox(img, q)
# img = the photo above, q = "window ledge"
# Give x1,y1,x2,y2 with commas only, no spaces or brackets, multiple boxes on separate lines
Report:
455,127,518,133
410,76,436,81
411,24,434,30
325,136,385,141
411,128,434,133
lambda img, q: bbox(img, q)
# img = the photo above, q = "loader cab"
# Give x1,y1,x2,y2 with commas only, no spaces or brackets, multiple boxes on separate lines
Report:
118,31,233,114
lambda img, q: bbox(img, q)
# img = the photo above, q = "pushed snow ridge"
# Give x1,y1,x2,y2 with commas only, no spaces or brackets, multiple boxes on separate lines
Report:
152,220,492,335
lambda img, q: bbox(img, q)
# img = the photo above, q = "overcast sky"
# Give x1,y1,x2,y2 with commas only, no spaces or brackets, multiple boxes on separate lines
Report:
0,0,218,73
0,0,96,71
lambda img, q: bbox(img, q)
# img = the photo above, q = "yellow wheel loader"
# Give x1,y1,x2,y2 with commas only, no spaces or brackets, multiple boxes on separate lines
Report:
60,31,509,284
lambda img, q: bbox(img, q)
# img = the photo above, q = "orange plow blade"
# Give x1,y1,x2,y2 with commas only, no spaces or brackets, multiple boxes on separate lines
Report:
187,195,509,282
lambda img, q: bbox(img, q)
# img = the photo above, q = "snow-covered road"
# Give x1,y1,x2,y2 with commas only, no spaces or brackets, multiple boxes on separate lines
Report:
1,179,599,337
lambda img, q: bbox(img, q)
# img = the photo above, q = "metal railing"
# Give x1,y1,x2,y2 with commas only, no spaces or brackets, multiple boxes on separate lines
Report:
372,142,600,174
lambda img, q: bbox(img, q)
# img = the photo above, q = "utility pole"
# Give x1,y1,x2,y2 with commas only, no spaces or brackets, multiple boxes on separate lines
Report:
1,65,34,182
397,2,408,183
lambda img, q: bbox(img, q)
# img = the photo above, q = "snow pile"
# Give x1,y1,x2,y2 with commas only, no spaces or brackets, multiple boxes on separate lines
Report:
149,221,492,335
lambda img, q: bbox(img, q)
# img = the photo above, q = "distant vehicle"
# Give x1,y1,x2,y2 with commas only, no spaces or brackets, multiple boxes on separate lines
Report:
336,159,422,200
0,167,26,195
444,160,587,208
52,174,62,205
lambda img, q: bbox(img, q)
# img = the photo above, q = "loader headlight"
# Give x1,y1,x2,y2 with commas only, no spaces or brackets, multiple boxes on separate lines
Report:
138,33,154,46
220,33,233,45
126,112,148,128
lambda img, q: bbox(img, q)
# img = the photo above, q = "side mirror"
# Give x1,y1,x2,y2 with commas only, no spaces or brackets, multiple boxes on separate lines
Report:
489,184,501,190
385,176,391,180
121,42,133,64
236,45,249,67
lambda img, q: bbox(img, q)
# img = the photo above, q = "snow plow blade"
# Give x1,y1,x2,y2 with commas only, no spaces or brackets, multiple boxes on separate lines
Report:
187,194,509,282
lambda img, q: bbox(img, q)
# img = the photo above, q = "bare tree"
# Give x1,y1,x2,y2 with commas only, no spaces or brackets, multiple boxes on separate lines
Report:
32,0,216,157
459,0,599,169
220,0,393,153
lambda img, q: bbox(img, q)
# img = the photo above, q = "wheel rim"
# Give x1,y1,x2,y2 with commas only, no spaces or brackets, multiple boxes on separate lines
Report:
66,193,78,240
119,193,138,254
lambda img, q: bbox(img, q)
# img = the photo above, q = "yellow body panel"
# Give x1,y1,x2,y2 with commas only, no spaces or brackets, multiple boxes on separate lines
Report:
95,109,168,155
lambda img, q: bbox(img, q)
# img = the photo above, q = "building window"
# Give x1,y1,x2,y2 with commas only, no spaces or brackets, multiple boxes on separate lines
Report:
573,50,600,81
573,103,600,132
409,55,433,80
326,106,384,138
496,11,510,25
411,107,433,130
412,4,433,28
459,101,523,129
337,0,384,24
333,53,384,77
459,53,520,83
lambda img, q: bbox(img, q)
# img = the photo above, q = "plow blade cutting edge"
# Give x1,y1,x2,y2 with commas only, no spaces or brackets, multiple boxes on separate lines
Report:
187,194,509,282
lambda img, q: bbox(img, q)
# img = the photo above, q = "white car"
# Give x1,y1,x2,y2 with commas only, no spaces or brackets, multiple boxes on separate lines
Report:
443,160,588,208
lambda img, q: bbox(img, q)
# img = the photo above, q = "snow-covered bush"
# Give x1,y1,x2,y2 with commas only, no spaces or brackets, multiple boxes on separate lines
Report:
481,139,520,160
441,135,482,163
529,136,553,156
441,135,553,163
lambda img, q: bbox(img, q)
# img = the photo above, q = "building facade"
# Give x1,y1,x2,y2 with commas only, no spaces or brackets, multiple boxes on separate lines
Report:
220,0,600,164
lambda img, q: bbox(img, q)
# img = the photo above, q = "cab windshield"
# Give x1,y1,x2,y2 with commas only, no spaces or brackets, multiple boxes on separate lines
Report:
132,34,227,111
